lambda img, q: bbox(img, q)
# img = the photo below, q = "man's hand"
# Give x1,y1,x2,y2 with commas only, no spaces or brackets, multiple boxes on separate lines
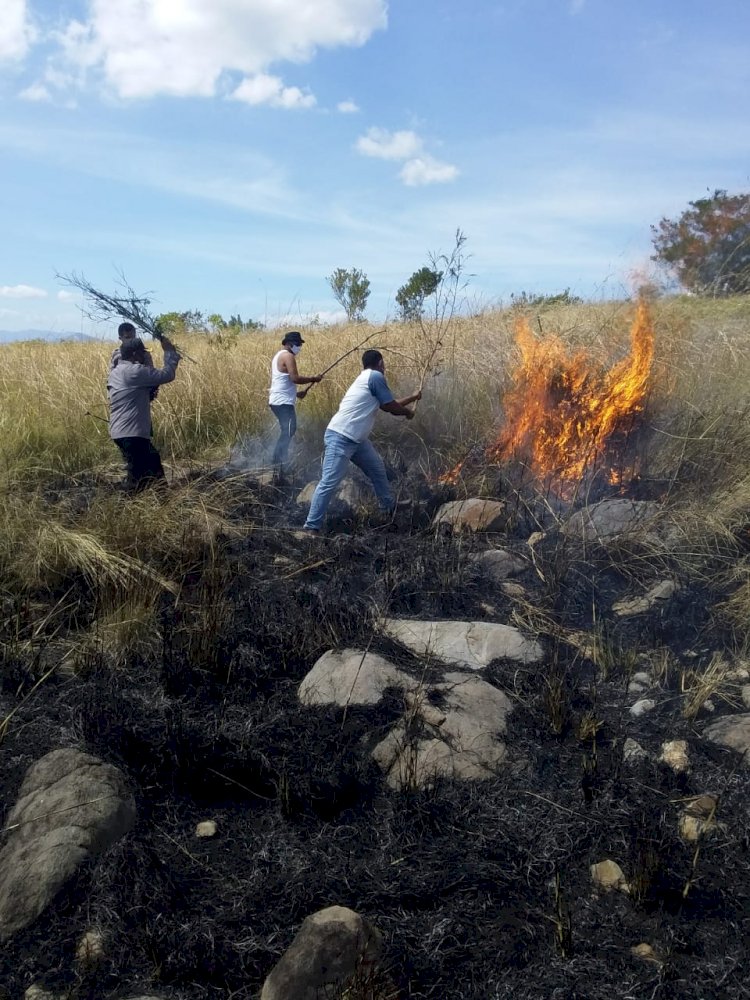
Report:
414,389,422,401
297,388,309,400
312,374,323,383
160,336,174,351
405,409,415,420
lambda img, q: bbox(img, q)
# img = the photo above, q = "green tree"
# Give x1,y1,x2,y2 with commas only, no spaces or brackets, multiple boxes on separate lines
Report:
651,189,750,296
327,267,371,321
395,266,443,321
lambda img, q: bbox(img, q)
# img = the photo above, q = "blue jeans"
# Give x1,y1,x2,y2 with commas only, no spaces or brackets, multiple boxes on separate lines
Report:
304,430,394,530
269,404,297,465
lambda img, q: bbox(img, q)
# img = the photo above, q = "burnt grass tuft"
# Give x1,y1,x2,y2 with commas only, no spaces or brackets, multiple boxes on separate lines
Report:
1,473,750,999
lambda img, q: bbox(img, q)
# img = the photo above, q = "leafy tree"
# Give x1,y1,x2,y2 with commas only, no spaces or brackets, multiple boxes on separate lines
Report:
327,267,371,321
395,266,443,321
156,310,205,337
651,189,750,296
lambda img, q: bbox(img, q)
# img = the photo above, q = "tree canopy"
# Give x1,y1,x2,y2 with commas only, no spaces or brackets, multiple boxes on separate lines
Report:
327,267,370,322
651,189,750,296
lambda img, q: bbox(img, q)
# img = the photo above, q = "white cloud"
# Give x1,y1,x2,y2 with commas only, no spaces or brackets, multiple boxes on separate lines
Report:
48,0,387,99
356,127,423,160
399,155,459,186
337,99,359,113
356,127,459,186
231,73,316,109
0,0,33,62
19,82,51,102
57,290,77,301
0,284,47,299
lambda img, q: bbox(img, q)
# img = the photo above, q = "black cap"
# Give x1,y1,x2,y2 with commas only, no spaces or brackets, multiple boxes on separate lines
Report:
282,330,304,345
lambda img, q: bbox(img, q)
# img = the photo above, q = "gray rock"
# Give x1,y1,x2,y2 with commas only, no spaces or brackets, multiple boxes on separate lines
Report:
623,738,647,762
630,698,656,717
260,905,382,1000
0,749,136,940
380,618,543,669
298,649,415,707
470,549,528,582
562,499,659,543
613,579,678,617
704,713,750,764
742,685,750,709
432,499,507,533
296,478,365,509
372,673,511,788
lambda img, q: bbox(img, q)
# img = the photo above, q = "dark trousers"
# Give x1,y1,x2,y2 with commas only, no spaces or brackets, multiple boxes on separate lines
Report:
114,437,165,491
269,404,297,466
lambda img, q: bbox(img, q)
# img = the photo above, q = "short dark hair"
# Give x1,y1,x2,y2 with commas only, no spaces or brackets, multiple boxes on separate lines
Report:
120,338,145,362
362,349,383,369
118,322,136,338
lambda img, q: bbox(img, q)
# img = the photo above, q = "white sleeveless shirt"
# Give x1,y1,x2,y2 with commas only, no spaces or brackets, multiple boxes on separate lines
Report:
268,350,297,406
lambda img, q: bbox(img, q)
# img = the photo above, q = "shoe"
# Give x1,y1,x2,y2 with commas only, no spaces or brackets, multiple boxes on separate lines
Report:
302,525,320,534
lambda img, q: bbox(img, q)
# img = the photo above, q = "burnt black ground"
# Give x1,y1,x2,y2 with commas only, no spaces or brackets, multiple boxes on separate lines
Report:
1,468,750,1000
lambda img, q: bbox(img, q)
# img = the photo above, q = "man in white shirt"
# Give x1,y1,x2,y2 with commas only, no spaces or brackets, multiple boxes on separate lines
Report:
304,349,420,532
107,336,181,491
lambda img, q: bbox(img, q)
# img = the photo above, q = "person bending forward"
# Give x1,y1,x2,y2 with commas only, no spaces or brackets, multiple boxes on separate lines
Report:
304,349,420,532
268,330,322,467
107,336,181,491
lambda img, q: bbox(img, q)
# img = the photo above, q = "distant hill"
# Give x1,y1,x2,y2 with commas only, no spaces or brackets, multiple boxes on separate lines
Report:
0,329,103,344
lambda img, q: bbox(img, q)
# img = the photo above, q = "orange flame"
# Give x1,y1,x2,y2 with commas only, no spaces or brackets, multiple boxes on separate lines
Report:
441,300,655,493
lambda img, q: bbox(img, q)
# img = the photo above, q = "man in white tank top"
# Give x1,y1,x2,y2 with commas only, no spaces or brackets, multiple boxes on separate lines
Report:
268,331,323,468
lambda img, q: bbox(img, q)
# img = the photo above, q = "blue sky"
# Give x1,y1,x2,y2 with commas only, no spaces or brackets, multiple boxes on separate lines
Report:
1,0,749,337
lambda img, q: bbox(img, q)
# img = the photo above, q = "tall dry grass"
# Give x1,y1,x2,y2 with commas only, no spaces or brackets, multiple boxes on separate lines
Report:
1,297,750,648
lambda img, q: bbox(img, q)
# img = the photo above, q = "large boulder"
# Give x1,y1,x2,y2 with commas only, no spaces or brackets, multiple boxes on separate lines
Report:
372,672,512,788
562,499,659,543
703,714,750,764
380,618,543,669
299,649,415,706
432,499,507,533
0,749,136,940
261,905,383,1000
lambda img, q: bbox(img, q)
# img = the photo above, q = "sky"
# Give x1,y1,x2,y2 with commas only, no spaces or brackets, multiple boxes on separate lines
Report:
0,0,749,338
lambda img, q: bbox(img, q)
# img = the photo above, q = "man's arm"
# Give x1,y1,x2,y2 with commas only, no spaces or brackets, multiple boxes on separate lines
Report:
374,372,421,419
129,340,181,387
282,351,323,386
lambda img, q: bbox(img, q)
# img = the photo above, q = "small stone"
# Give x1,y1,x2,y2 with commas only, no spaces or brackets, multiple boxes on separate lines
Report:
591,859,629,893
631,943,660,963
703,699,716,713
75,929,104,969
630,698,656,717
195,820,218,839
631,671,651,685
613,580,678,618
627,679,648,696
25,989,57,1000
742,685,750,709
679,795,718,841
659,739,689,773
623,738,647,762
732,667,750,682
500,582,526,598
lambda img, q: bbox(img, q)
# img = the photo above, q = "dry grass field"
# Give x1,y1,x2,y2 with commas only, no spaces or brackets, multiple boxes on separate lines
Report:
2,295,750,999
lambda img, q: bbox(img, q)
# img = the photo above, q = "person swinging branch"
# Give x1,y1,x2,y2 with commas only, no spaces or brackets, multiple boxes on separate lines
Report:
107,334,181,491
268,331,323,468
303,349,421,533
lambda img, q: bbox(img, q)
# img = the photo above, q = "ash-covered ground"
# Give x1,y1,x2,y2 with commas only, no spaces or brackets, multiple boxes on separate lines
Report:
2,463,749,1000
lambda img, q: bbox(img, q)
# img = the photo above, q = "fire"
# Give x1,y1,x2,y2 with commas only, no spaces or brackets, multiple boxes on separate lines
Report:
441,300,655,493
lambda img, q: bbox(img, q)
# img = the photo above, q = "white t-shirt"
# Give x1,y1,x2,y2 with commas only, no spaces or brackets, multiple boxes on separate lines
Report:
268,350,297,406
327,369,395,443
